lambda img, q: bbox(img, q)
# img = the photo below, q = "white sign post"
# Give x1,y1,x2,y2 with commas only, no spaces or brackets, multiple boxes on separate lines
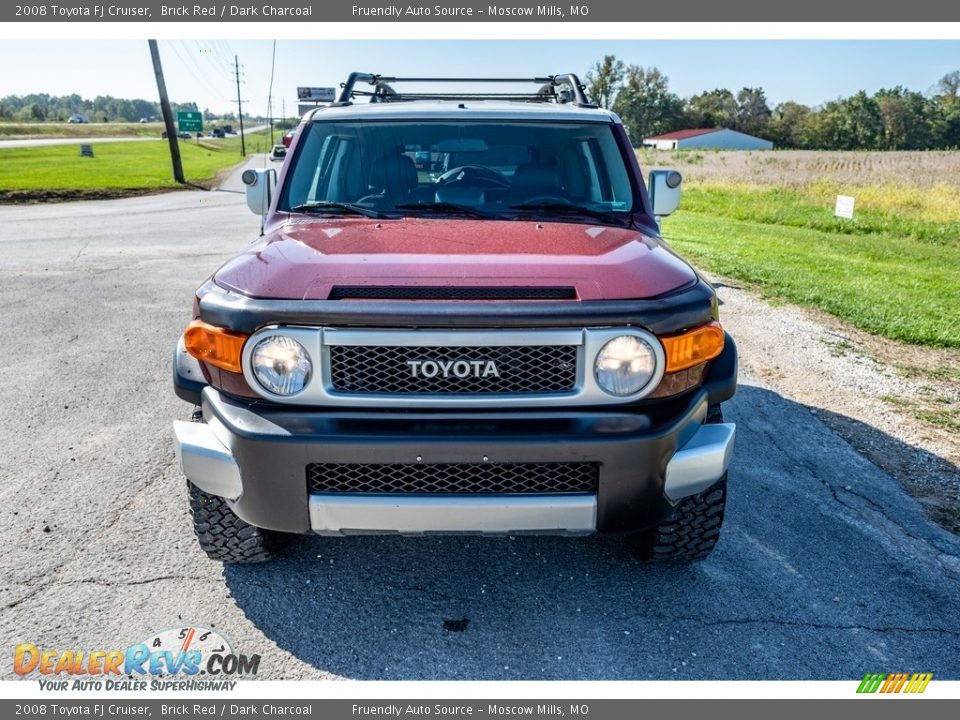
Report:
835,195,855,219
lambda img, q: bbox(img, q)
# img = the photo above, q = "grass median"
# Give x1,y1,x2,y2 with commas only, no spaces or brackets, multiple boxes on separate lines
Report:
0,130,271,201
0,121,166,139
651,151,960,349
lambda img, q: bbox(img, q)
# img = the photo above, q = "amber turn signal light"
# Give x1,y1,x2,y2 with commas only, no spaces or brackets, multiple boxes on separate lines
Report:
661,322,725,373
183,320,248,374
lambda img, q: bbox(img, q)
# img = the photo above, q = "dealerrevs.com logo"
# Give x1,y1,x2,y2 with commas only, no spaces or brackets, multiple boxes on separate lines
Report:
14,626,260,691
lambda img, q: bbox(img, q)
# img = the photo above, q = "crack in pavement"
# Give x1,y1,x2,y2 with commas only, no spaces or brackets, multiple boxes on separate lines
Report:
5,575,218,609
739,405,960,569
71,240,89,263
618,612,960,637
3,434,179,609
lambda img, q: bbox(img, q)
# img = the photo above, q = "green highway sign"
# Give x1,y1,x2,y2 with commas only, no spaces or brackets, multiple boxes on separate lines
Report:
177,111,203,132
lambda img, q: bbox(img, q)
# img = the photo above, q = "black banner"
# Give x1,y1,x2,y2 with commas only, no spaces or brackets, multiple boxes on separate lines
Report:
1,699,959,720
3,0,959,22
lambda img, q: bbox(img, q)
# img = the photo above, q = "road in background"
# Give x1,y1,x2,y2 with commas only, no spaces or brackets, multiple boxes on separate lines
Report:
0,125,270,149
0,172,958,680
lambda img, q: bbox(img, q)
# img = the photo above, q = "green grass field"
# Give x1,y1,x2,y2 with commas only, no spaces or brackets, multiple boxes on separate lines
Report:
651,151,960,349
0,131,271,199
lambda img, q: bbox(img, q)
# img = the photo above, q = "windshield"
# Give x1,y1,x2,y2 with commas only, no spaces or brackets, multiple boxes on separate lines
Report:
279,120,636,221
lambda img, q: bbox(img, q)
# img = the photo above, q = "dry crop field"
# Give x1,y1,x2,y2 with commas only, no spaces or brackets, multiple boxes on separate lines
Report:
637,148,960,189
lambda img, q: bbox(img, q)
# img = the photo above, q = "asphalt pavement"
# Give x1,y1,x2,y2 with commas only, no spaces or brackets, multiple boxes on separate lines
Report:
0,168,958,680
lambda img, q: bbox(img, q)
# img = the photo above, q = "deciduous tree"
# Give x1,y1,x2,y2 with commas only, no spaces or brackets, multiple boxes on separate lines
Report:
611,65,684,144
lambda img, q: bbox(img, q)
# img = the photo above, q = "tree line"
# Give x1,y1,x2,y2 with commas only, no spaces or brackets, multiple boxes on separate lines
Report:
586,56,960,150
0,93,213,123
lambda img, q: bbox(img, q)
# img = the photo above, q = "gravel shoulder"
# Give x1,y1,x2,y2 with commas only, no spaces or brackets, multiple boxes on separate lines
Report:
712,277,960,534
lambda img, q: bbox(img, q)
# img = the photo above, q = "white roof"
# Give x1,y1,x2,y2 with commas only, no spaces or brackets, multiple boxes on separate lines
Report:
306,100,619,124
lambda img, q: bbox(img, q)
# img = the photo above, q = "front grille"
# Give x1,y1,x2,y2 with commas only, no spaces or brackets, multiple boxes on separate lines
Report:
307,462,599,494
329,286,577,300
329,344,577,394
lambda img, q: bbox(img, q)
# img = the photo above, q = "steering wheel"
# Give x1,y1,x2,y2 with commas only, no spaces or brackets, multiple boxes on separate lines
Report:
436,165,510,188
515,195,571,206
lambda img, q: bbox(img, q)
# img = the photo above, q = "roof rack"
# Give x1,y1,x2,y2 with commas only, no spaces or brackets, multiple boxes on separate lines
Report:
332,73,597,108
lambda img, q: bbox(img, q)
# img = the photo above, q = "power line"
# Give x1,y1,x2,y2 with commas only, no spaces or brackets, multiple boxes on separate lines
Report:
206,41,235,79
166,40,224,105
215,40,236,67
178,40,228,100
193,40,234,83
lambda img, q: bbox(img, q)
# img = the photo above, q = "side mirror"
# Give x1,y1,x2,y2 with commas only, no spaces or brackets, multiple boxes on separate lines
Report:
241,168,276,216
648,169,683,218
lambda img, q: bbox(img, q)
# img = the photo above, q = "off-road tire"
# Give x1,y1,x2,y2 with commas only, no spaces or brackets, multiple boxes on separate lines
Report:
634,473,727,562
188,483,285,564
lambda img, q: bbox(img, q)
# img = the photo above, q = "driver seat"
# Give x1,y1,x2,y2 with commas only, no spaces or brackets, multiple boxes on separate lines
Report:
511,156,562,197
367,152,417,204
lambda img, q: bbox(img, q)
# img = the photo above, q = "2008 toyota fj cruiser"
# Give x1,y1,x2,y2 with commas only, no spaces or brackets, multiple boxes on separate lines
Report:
173,73,737,564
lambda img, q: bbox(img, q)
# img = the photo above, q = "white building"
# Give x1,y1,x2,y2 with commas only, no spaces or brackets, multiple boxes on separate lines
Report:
643,128,773,150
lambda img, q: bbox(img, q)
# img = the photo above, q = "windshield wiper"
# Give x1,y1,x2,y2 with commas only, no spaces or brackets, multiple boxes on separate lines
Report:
394,202,493,219
289,202,388,219
508,202,629,225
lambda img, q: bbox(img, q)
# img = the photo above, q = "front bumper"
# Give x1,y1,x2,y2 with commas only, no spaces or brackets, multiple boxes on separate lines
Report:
173,338,737,536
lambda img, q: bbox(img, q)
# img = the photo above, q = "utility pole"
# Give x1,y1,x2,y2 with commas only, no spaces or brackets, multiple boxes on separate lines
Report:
267,39,276,146
234,55,246,158
148,40,185,184
267,95,274,146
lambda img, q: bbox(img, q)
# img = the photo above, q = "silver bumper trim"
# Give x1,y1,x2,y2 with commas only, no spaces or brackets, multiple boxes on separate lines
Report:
664,422,736,502
308,493,597,536
173,420,243,500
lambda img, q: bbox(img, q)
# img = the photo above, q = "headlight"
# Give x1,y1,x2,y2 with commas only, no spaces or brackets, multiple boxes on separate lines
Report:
594,335,657,396
251,336,312,396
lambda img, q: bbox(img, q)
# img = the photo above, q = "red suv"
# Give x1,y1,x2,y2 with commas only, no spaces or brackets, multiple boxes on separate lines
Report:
173,73,737,564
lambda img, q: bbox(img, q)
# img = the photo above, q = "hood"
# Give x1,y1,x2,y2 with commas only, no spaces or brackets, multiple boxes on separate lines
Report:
213,217,697,301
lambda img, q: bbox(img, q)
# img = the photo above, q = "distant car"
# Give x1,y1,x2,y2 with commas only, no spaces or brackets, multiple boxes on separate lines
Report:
177,131,192,140
211,128,225,138
269,144,287,162
280,130,296,148
139,118,149,123
67,114,88,124
223,125,234,134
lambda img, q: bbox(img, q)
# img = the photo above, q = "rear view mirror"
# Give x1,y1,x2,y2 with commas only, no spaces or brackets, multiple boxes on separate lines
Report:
648,169,683,218
437,138,489,153
241,168,277,215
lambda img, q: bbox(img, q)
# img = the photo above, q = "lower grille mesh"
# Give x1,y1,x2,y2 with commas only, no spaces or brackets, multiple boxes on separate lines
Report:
307,462,599,494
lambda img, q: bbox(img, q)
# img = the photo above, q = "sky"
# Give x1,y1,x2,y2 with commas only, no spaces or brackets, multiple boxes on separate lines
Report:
0,39,957,117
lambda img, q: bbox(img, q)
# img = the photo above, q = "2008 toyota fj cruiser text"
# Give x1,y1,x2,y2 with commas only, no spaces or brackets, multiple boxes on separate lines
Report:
173,73,737,564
